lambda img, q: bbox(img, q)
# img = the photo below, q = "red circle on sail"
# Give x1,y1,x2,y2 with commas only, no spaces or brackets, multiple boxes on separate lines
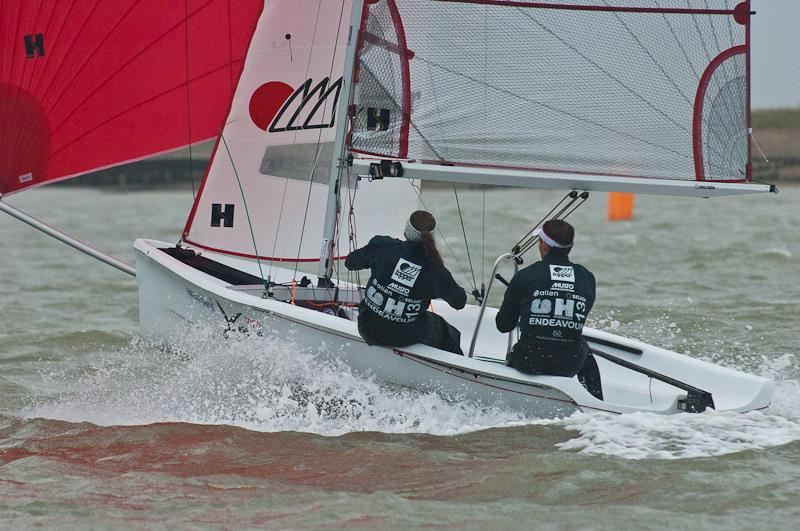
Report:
249,81,294,131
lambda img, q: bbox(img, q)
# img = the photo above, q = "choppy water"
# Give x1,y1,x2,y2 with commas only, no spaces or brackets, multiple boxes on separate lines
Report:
1,185,799,528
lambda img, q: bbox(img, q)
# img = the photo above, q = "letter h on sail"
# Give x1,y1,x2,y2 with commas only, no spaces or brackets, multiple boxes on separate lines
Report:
24,33,44,58
210,204,235,228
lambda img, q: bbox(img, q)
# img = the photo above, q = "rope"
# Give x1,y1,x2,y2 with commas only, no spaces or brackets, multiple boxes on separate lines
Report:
452,183,478,292
292,2,347,283
514,191,590,258
405,180,474,290
481,188,486,284
514,192,575,253
220,132,268,290
751,131,769,163
184,0,196,200
291,3,328,279
342,165,362,289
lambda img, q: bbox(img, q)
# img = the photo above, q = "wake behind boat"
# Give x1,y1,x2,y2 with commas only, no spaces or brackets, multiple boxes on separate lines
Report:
0,0,776,418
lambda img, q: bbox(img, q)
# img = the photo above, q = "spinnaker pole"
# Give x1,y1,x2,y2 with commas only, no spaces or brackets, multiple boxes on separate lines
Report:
0,197,136,276
317,0,365,285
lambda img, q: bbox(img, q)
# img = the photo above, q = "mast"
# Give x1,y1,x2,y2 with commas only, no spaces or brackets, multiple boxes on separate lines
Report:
318,0,365,284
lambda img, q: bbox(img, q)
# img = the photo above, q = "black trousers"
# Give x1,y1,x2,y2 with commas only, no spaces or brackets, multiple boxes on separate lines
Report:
507,338,603,400
357,309,464,355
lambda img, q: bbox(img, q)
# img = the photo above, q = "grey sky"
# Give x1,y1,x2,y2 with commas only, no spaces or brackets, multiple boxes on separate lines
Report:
752,0,800,109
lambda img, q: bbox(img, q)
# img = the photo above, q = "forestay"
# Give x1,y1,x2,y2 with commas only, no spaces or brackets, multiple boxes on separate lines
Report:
351,0,753,183
183,0,417,263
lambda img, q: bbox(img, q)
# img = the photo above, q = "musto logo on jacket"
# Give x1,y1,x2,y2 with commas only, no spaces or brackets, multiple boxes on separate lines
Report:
365,259,424,323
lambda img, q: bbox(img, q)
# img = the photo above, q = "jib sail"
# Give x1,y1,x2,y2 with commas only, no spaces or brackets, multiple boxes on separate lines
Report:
182,0,417,263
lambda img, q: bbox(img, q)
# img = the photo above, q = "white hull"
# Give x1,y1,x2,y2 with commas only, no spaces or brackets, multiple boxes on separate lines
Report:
134,239,774,418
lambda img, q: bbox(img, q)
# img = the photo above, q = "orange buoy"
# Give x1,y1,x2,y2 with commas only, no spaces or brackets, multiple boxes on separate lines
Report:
608,192,634,221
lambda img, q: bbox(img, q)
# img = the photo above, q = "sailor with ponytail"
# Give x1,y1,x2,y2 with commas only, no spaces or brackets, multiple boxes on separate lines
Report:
346,210,466,354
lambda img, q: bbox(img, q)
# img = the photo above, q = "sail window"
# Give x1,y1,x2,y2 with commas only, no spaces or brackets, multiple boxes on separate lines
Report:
259,143,333,186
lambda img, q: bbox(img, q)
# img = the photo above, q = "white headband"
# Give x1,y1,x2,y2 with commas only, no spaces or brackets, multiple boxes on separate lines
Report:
534,227,572,248
404,218,422,242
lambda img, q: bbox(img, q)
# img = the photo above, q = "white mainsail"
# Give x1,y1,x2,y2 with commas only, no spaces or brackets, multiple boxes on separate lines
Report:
183,0,418,264
350,0,764,193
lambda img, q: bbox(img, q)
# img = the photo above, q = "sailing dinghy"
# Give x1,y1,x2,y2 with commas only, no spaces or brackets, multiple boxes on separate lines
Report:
1,0,776,417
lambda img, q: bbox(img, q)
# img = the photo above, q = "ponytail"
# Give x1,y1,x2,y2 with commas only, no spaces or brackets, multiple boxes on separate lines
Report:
420,230,445,271
408,210,445,271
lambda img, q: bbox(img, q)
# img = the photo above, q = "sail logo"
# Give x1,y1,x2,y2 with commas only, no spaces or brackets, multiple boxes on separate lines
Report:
549,265,575,282
249,77,342,133
391,258,422,288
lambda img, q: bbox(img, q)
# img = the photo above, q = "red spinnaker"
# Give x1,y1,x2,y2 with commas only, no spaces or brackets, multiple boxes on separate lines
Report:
0,0,262,195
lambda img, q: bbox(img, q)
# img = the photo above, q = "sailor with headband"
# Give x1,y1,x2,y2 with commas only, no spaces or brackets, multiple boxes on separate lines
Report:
495,219,603,399
345,210,467,355
534,226,572,249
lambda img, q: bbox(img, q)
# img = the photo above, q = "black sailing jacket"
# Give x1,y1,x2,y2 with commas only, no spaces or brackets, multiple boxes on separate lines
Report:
496,250,595,347
345,236,466,330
